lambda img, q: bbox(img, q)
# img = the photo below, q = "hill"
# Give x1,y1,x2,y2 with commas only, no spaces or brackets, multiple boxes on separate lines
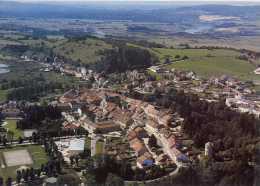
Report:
53,38,112,65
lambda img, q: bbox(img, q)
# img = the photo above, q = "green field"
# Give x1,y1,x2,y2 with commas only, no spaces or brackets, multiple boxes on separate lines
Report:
151,47,260,81
0,145,48,179
153,48,240,62
3,120,23,139
53,38,112,65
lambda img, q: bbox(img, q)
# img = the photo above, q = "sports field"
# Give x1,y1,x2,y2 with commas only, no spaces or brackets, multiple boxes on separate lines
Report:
0,145,48,179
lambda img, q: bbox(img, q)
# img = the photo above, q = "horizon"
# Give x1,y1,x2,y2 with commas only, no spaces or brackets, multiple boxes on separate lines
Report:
3,0,260,4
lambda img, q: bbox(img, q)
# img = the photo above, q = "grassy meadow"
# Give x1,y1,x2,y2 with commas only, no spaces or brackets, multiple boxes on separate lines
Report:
151,47,260,82
53,38,112,65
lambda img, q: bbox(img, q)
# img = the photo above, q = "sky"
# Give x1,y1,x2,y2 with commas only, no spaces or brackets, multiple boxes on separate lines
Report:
4,0,260,6
8,0,260,2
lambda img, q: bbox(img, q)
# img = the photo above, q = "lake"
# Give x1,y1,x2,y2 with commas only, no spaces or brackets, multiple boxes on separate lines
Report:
0,64,10,74
185,25,213,34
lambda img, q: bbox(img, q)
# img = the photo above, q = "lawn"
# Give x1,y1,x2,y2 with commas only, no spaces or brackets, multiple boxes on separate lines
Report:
3,119,23,139
0,145,48,180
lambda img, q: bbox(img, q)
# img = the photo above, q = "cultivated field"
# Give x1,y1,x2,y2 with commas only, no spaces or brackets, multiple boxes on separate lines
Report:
150,35,260,53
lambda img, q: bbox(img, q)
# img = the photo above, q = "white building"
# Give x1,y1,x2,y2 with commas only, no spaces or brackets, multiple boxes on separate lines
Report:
205,142,213,157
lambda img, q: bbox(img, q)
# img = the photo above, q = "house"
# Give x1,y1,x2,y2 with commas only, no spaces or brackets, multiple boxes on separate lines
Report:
137,153,154,168
88,121,121,134
134,127,149,139
56,102,72,112
143,104,159,120
127,131,138,141
59,89,79,103
129,138,147,157
112,109,133,128
62,121,81,130
158,112,173,126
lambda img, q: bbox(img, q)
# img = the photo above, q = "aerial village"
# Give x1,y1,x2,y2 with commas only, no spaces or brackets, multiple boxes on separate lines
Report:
44,56,260,171
0,54,259,184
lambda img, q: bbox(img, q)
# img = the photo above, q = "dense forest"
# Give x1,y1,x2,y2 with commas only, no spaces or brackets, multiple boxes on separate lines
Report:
17,105,62,135
94,44,159,73
7,82,64,101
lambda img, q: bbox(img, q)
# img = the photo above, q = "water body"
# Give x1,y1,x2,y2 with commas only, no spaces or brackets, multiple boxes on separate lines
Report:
185,25,213,34
0,64,10,74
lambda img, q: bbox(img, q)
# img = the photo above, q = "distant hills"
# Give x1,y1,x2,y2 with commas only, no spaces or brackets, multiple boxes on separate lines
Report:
0,1,259,23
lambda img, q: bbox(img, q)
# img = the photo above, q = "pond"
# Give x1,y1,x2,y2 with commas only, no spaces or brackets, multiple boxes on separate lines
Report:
0,64,10,74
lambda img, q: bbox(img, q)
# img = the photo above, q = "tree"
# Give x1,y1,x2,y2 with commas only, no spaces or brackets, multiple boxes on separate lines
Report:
75,156,79,167
84,173,97,186
5,177,12,186
164,56,171,64
69,156,74,165
0,177,3,186
16,170,22,184
3,136,7,146
18,136,23,144
182,55,189,60
105,173,124,186
148,134,157,148
30,168,35,181
57,174,81,186
7,131,14,144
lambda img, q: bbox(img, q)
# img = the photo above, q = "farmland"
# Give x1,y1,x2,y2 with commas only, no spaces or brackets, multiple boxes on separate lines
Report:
151,47,260,82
